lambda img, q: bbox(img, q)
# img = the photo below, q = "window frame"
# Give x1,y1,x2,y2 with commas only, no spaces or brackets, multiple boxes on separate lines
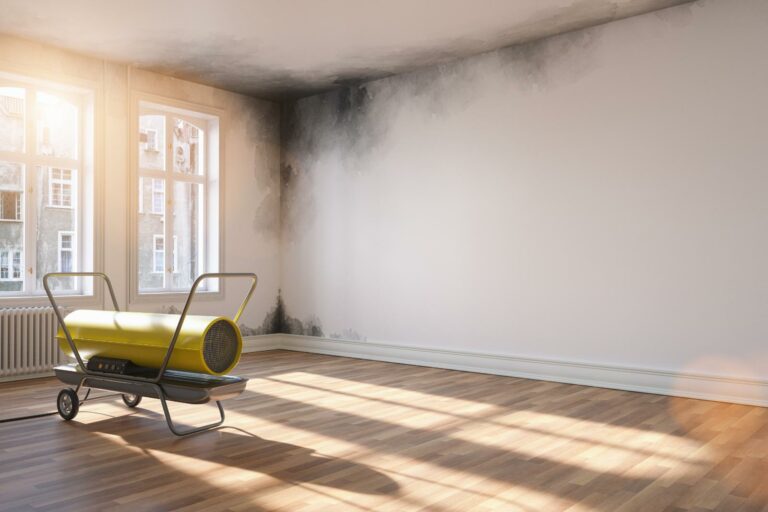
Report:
130,93,222,304
0,249,23,282
0,190,23,221
57,230,75,273
48,167,74,208
152,234,164,274
0,72,96,302
151,177,164,214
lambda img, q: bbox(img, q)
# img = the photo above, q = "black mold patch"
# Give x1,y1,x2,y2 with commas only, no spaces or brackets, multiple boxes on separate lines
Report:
243,290,326,337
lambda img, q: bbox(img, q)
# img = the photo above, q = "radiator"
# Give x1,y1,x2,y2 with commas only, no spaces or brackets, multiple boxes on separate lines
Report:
0,307,67,381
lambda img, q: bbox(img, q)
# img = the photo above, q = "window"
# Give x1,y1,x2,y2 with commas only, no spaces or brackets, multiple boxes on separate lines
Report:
12,251,21,279
0,250,22,281
58,231,74,272
48,168,74,208
151,178,164,214
0,190,22,220
151,234,178,276
173,235,178,274
136,101,219,295
0,251,7,280
141,128,158,151
0,76,93,296
152,234,164,274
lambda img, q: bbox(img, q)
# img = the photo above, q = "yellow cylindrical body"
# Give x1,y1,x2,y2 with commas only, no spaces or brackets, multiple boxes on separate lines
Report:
56,310,243,375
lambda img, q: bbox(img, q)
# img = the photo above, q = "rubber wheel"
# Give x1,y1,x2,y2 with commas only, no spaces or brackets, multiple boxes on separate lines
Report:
122,394,142,408
57,388,79,421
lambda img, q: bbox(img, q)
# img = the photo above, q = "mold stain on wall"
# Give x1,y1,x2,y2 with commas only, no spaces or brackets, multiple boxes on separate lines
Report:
240,290,324,337
276,4,694,344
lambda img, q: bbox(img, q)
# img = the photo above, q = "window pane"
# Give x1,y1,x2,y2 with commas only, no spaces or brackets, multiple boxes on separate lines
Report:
60,249,72,272
48,168,73,208
138,177,165,291
36,166,77,291
171,181,203,290
173,118,203,175
37,92,78,159
139,115,165,171
0,162,24,293
0,87,25,153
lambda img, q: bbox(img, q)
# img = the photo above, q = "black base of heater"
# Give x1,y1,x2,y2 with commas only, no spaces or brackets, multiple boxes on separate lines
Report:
54,363,248,405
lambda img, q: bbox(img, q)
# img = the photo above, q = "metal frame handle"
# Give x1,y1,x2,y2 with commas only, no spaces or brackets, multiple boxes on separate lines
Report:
43,272,120,374
43,272,258,384
156,272,258,381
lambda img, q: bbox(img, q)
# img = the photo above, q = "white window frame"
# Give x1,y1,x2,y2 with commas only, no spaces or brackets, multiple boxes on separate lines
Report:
151,178,164,214
0,72,95,300
172,235,178,274
131,94,221,302
0,249,23,282
57,230,75,272
0,251,8,280
12,250,21,279
0,190,23,221
48,167,74,208
141,128,159,152
152,234,164,274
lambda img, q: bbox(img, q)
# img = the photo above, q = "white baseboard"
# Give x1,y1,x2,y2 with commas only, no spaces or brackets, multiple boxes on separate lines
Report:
245,334,768,407
243,334,284,353
0,371,55,383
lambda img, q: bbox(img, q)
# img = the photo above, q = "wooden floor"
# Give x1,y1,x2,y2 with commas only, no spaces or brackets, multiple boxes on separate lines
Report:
1,351,768,511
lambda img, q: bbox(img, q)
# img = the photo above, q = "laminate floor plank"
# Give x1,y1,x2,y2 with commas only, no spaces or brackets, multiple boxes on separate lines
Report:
0,350,766,511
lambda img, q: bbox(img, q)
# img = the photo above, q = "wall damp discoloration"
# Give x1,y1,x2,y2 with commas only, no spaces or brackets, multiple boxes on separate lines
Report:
243,291,325,338
329,330,367,342
0,0,694,99
277,0,768,377
279,7,607,239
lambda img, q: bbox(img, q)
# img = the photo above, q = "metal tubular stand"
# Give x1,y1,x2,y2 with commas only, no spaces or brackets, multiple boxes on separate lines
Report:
44,272,258,436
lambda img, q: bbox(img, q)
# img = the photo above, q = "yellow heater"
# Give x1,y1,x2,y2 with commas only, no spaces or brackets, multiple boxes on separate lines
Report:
57,310,243,376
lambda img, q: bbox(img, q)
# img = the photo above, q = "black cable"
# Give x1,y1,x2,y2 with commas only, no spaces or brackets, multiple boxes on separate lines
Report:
0,392,124,424
0,411,58,424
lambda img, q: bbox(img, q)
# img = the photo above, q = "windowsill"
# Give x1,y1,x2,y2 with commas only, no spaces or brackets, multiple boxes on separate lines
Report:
0,219,23,223
0,293,99,309
46,205,74,210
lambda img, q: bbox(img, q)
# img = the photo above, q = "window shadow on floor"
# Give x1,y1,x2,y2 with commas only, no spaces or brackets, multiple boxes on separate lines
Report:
232,388,671,511
241,351,685,436
74,412,400,497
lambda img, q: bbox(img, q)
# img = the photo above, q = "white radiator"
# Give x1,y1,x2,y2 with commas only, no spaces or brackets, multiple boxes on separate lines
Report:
0,307,67,381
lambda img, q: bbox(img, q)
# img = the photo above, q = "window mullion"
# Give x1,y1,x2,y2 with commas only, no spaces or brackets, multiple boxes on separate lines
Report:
164,113,173,291
23,86,37,294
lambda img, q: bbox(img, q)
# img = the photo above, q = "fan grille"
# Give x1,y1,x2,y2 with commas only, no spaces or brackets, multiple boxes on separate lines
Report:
203,320,239,373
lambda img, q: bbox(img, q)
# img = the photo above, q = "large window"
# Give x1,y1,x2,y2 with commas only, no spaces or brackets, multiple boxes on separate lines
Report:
0,76,93,296
136,101,219,294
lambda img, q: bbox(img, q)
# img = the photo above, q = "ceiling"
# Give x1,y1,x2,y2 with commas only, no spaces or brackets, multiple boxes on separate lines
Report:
0,0,693,100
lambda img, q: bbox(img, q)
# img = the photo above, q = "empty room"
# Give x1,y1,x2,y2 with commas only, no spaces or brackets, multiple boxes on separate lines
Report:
1,0,767,510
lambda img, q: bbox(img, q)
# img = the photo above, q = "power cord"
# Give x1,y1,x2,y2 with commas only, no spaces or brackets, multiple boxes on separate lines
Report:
0,390,122,424
0,411,58,424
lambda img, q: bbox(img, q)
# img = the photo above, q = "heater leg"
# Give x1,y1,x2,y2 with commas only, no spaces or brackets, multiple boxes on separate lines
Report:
155,384,225,436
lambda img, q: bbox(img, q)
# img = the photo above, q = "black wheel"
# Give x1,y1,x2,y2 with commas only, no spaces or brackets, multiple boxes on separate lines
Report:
122,394,142,408
57,388,79,421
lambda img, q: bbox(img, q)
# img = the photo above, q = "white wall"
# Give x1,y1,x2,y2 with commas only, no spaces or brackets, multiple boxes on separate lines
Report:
0,35,281,328
281,0,768,380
